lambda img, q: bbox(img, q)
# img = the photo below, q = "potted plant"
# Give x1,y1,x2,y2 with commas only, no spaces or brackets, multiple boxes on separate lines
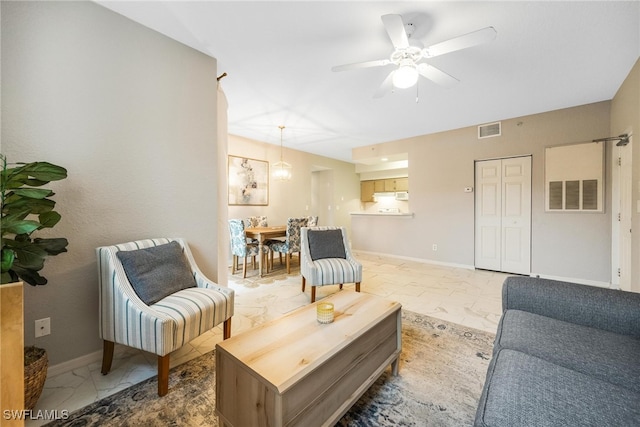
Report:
1,154,68,410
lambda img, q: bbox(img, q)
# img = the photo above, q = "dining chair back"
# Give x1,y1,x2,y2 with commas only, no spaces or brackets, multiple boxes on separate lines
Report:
228,218,265,277
245,215,268,244
246,215,268,228
268,217,308,273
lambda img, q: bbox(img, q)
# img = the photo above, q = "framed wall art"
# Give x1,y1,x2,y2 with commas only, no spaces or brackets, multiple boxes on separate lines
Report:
228,155,269,206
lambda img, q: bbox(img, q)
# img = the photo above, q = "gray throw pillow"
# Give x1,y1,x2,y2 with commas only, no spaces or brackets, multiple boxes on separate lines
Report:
308,229,346,261
116,241,196,305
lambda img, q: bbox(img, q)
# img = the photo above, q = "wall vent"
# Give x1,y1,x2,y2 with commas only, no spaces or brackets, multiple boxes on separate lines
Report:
478,122,501,139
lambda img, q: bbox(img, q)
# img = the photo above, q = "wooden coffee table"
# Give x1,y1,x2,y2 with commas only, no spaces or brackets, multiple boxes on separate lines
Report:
215,291,402,427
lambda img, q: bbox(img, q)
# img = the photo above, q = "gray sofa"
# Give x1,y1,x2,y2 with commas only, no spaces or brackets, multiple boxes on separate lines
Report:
474,276,640,426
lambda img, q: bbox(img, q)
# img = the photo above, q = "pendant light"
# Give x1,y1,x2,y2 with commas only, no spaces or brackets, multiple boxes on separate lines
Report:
272,125,292,181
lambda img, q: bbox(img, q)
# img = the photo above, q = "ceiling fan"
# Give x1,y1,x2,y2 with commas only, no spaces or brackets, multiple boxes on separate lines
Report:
332,14,497,98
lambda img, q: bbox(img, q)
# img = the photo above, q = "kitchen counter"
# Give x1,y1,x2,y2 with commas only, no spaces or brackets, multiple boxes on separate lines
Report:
350,212,414,217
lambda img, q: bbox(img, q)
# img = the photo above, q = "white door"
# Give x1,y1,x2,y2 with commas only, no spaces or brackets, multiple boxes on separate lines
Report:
475,156,531,275
611,137,632,290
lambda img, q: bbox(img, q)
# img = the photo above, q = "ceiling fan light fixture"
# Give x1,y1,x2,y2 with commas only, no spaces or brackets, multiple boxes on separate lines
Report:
392,64,419,89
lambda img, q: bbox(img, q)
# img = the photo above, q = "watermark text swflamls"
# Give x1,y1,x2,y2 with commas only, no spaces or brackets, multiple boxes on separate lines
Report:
3,409,69,421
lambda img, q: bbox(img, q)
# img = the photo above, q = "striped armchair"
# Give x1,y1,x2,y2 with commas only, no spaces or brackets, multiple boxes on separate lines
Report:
300,226,362,302
97,238,234,396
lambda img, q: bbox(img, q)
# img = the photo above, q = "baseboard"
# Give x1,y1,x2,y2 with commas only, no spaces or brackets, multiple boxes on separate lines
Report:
353,250,475,271
530,273,612,288
47,349,103,378
354,251,613,288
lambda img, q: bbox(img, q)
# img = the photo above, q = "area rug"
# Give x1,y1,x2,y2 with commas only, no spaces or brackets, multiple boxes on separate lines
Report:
45,311,495,426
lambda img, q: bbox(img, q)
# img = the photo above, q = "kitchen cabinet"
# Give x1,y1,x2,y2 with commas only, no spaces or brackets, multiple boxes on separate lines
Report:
373,180,386,192
360,180,375,202
360,178,408,202
384,178,408,192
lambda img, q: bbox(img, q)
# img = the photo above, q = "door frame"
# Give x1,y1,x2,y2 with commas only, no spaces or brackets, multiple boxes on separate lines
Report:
611,132,633,290
474,155,532,275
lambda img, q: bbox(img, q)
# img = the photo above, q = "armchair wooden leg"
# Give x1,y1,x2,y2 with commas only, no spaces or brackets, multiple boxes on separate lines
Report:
339,284,343,290
242,256,248,278
302,276,306,292
223,318,232,339
101,340,114,375
356,282,361,293
286,254,291,274
311,286,316,303
158,354,170,396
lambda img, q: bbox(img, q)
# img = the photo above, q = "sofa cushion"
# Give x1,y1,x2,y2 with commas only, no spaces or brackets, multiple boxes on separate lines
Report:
307,229,346,261
501,276,640,337
116,241,196,305
475,349,640,427
494,309,640,393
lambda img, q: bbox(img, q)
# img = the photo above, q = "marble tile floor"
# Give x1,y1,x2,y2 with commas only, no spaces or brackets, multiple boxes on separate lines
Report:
27,252,508,426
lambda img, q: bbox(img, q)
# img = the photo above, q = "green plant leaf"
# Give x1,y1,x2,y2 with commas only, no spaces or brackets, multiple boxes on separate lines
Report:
12,244,47,270
2,197,55,214
11,188,53,199
0,271,18,285
33,238,68,255
10,265,47,286
6,162,67,183
38,211,61,228
23,179,49,187
1,158,67,286
1,248,15,273
1,217,41,235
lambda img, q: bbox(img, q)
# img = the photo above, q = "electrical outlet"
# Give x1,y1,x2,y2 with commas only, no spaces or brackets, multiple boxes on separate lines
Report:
35,318,51,338
432,244,438,251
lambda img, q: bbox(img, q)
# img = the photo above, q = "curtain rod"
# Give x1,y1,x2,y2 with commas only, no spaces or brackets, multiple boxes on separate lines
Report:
217,72,227,81
593,133,632,147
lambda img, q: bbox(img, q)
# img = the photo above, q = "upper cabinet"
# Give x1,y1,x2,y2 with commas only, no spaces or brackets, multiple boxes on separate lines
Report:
361,180,375,202
360,178,408,201
384,178,408,192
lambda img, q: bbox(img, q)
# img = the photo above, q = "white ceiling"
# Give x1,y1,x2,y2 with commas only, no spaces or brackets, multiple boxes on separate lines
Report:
97,1,639,163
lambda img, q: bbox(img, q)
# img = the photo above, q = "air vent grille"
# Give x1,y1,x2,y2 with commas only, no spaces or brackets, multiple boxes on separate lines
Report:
478,122,501,139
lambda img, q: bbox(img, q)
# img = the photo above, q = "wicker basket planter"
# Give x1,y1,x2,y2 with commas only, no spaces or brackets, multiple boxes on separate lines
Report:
24,346,48,410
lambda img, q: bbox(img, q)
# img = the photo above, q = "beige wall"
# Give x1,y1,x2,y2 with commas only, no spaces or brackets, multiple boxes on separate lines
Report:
611,58,640,292
2,2,220,365
227,134,360,237
352,102,613,284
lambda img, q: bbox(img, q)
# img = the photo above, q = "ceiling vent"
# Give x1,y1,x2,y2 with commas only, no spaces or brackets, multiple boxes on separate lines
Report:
478,122,501,139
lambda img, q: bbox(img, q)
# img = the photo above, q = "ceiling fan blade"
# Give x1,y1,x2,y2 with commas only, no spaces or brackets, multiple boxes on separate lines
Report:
417,63,459,88
381,14,409,49
332,59,390,72
373,71,395,98
424,26,497,58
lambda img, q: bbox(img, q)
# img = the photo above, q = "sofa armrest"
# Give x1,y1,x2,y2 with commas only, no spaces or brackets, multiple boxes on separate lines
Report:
502,276,640,337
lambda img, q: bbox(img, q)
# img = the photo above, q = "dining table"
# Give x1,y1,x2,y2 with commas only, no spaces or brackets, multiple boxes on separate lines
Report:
245,225,286,277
